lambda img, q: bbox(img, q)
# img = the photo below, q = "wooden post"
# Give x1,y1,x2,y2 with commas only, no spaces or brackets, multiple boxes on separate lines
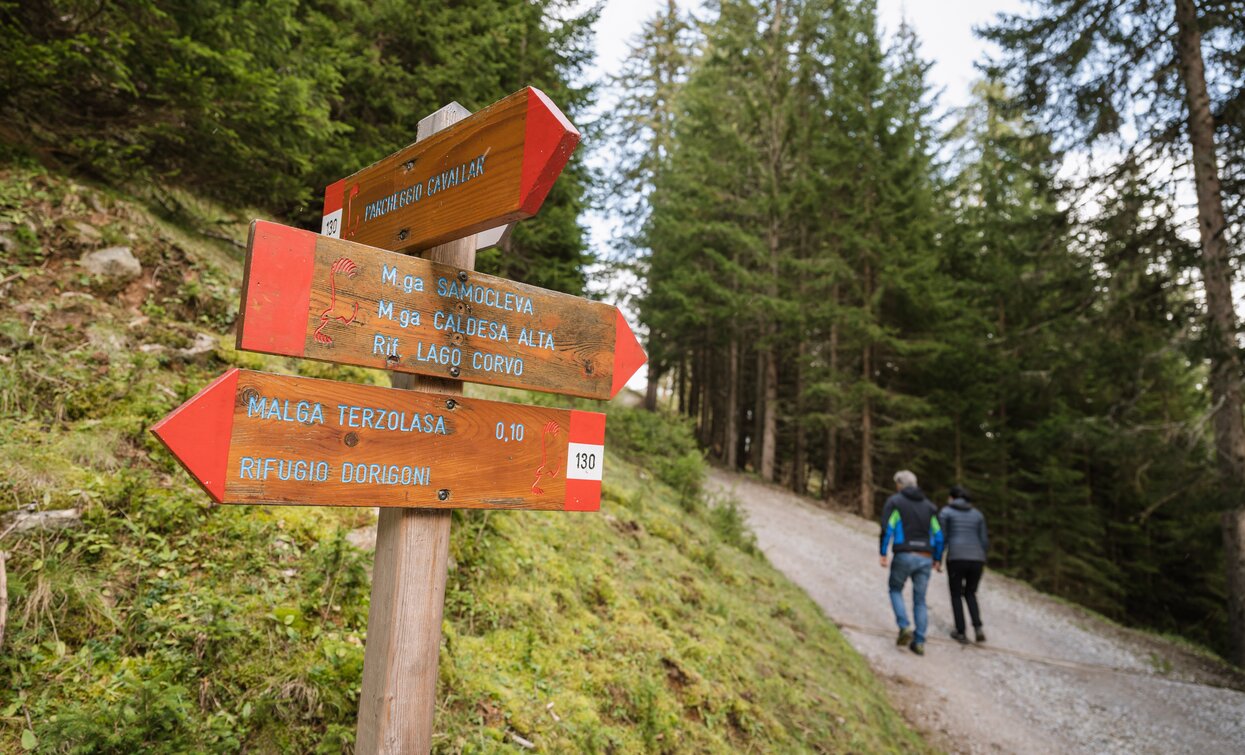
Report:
356,103,476,754
0,550,8,654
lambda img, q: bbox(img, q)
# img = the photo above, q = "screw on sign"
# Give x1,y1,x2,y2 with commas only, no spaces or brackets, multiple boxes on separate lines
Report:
236,220,648,400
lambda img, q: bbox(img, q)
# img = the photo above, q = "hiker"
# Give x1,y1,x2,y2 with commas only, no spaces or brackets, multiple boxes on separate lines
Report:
939,484,989,644
879,470,944,656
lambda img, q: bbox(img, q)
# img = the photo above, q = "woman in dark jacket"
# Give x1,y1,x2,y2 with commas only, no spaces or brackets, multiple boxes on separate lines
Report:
939,485,988,643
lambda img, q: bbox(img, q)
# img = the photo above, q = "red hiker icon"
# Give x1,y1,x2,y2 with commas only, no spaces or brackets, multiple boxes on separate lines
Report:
313,257,360,345
532,421,562,494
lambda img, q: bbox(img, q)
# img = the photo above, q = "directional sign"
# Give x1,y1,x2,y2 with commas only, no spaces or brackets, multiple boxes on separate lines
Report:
237,220,647,400
320,87,579,252
151,369,605,511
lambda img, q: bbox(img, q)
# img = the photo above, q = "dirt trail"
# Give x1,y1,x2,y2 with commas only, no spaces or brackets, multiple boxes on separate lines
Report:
707,468,1245,755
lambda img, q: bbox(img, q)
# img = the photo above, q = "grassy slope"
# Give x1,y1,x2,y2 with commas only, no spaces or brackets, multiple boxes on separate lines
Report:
0,163,926,753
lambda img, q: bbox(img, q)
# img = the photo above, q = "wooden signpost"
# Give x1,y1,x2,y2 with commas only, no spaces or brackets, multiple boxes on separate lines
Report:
150,368,604,511
153,90,633,753
236,220,647,399
320,87,579,253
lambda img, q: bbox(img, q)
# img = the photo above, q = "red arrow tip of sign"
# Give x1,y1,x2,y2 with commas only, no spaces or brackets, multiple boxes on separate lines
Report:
611,310,647,399
519,87,581,215
150,369,239,503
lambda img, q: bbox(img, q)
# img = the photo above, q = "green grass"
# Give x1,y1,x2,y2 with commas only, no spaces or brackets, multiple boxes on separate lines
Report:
0,163,927,753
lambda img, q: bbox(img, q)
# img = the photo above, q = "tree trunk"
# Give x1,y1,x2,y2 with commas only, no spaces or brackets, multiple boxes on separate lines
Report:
954,413,963,482
824,283,840,501
752,349,765,472
997,299,1011,570
860,390,874,519
860,265,874,519
761,344,778,482
689,347,702,428
644,369,659,411
677,353,687,414
793,340,807,494
698,344,713,447
1224,509,1245,665
757,0,784,484
1174,0,1245,664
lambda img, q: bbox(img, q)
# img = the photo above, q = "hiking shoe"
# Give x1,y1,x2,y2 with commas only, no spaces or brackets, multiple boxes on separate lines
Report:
897,628,914,646
950,630,970,645
908,641,925,656
974,627,986,643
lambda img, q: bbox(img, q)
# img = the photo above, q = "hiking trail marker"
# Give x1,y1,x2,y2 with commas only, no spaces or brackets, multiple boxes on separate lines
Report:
320,87,578,253
150,368,604,511
153,92,620,754
237,220,646,400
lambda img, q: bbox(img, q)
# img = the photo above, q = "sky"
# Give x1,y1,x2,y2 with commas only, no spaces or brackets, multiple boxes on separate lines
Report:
583,1,1030,390
588,0,1029,110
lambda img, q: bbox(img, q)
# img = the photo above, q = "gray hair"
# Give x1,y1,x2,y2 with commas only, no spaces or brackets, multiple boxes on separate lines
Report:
894,470,918,489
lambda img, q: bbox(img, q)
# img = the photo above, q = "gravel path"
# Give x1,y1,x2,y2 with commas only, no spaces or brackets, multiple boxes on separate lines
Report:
707,468,1245,755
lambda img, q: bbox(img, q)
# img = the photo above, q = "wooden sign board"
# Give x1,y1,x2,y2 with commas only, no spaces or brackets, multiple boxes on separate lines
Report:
321,87,578,252
236,221,647,400
151,369,605,511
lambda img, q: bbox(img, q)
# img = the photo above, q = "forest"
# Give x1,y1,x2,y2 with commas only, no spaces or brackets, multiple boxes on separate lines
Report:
2,0,1244,668
0,0,595,295
611,0,1245,660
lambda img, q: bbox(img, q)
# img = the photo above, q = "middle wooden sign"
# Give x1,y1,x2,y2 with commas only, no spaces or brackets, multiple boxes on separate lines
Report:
237,221,648,400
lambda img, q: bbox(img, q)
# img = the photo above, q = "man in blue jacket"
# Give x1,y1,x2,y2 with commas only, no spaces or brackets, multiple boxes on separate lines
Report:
879,469,944,655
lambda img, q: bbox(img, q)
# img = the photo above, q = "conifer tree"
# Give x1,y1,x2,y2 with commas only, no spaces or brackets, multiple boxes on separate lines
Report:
983,0,1245,664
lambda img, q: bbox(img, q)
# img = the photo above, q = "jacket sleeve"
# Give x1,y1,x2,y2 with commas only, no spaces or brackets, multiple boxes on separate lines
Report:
930,508,945,562
978,511,989,557
879,499,896,556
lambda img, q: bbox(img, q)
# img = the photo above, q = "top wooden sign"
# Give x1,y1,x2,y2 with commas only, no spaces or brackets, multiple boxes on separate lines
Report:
321,87,579,252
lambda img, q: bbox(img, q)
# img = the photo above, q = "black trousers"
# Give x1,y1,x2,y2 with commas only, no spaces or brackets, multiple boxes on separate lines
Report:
947,560,984,634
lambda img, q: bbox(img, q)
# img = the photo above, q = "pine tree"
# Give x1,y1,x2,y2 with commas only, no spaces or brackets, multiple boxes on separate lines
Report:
983,0,1245,664
605,1,695,411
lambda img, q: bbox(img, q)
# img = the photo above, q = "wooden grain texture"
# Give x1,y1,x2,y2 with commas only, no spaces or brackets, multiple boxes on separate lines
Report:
151,368,605,512
236,220,647,399
356,104,475,755
319,87,578,253
0,550,8,654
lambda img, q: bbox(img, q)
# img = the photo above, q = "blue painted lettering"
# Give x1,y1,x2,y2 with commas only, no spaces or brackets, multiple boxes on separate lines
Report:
436,277,534,314
246,395,325,425
237,456,330,481
372,333,400,357
414,341,461,366
335,404,450,435
471,350,524,376
341,462,431,487
432,311,509,341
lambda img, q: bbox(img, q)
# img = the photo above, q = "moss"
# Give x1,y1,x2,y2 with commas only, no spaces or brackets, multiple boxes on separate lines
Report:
0,164,927,753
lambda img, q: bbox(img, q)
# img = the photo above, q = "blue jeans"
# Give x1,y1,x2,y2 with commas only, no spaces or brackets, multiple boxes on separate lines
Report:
889,552,933,644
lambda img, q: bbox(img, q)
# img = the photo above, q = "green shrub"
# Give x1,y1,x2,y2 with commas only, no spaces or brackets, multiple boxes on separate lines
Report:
606,407,706,507
706,493,759,555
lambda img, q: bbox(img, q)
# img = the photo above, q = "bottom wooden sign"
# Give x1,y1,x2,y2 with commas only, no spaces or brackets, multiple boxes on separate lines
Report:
151,368,604,511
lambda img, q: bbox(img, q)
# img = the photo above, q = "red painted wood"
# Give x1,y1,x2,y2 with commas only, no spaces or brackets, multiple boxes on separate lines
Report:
324,179,345,214
570,409,607,445
150,368,240,502
237,221,316,357
611,309,647,399
564,479,600,512
519,87,581,215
